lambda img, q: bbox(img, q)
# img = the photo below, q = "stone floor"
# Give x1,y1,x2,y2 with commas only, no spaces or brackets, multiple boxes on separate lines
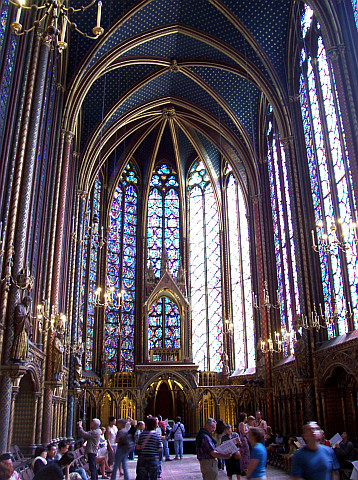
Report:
110,454,291,479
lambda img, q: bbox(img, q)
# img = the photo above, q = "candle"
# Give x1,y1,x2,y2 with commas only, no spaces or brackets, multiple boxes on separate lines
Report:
319,303,323,316
60,16,67,42
96,1,102,28
15,3,22,24
311,229,315,246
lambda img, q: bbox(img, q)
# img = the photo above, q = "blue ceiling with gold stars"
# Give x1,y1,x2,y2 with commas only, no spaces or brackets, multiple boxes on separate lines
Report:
66,0,292,185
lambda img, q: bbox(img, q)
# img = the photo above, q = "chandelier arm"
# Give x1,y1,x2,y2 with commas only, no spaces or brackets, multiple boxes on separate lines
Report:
73,26,102,39
62,0,97,13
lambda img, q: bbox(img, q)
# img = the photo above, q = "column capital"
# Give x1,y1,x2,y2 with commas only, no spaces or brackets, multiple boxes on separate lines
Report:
61,130,75,144
77,190,88,200
251,194,262,205
41,33,53,49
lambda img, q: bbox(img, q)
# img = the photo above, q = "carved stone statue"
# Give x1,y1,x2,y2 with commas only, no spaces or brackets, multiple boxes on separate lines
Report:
221,353,230,383
294,331,308,378
11,296,32,362
52,331,64,380
74,354,82,383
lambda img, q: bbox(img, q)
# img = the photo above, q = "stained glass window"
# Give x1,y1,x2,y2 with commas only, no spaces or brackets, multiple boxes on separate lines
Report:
352,0,358,29
147,164,180,278
79,174,102,370
299,3,358,336
225,166,255,371
0,0,17,148
188,160,223,372
148,296,181,350
104,163,138,373
266,117,301,353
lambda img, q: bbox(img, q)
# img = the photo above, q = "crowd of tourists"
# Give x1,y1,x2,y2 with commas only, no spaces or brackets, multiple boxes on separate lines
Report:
196,413,354,480
0,411,355,480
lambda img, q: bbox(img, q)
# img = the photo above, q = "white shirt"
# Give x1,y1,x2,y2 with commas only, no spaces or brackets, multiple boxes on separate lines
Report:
107,424,118,445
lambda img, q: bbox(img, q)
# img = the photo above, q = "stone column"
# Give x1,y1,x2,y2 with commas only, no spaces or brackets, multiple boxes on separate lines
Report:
51,130,75,308
66,192,87,437
1,32,51,362
0,375,12,453
0,365,27,452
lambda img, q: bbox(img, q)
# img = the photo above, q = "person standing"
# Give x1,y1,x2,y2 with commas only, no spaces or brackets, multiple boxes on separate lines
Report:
106,416,118,468
136,416,162,480
333,431,354,469
158,415,172,462
172,416,185,460
291,421,340,480
196,418,231,480
221,423,241,480
78,418,101,480
246,427,267,480
110,419,132,480
254,411,267,433
238,413,250,475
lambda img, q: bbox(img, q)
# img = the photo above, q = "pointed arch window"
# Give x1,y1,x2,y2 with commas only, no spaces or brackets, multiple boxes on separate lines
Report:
104,163,138,373
79,174,102,370
147,163,180,278
188,160,223,372
299,3,358,336
266,116,301,353
224,164,255,371
148,296,181,352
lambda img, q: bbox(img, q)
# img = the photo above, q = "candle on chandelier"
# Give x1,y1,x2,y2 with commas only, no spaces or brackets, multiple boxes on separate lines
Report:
15,1,22,24
96,1,102,28
311,229,315,247
60,16,67,43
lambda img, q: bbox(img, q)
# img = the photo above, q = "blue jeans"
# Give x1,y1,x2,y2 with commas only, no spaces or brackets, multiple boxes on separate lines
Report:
162,438,170,460
70,466,87,480
136,455,159,480
111,447,129,480
174,439,183,459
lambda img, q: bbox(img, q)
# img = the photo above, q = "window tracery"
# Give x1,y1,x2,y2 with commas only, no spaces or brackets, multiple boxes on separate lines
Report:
224,164,255,371
266,117,300,353
299,3,358,336
188,160,223,372
104,163,138,373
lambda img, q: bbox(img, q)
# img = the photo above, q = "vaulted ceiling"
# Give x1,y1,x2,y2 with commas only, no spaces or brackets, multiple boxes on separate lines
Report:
63,0,294,195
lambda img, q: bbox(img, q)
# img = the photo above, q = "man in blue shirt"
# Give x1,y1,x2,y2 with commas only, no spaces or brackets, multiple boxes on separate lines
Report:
291,421,340,480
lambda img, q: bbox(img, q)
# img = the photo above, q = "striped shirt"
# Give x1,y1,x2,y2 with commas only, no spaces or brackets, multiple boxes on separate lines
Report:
137,430,162,457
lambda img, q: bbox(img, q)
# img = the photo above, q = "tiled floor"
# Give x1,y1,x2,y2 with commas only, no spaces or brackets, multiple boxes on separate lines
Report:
111,455,291,479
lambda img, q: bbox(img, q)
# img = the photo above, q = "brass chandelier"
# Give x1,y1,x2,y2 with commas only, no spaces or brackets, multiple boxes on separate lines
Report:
10,0,104,53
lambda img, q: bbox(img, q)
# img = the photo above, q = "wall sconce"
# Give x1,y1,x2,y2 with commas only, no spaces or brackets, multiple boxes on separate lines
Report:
311,218,356,255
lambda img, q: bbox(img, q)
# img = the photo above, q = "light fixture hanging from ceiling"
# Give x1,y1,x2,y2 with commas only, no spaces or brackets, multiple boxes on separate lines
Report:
10,0,104,53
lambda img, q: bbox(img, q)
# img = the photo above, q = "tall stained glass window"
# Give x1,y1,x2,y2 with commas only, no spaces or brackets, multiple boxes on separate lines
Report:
266,115,301,353
147,163,180,278
79,174,102,370
352,0,358,29
188,160,223,372
104,163,138,372
148,296,181,351
225,164,255,371
299,3,358,336
0,0,17,147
